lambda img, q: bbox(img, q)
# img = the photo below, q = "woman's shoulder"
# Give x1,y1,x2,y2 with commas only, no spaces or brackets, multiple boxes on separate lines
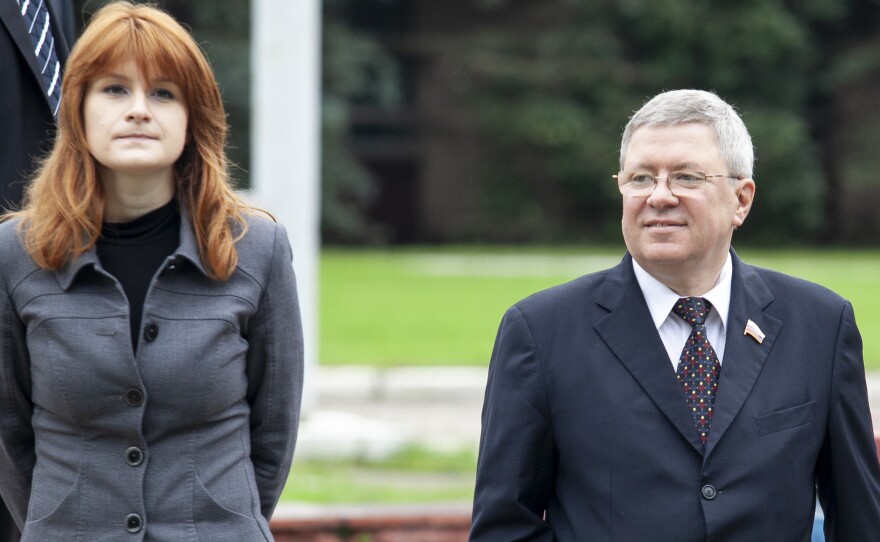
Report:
237,209,288,248
234,210,293,278
0,217,26,252
0,218,39,280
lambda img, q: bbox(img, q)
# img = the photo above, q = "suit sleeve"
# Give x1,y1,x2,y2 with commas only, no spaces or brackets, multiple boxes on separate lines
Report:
470,306,555,542
245,222,304,520
816,301,880,540
0,262,35,529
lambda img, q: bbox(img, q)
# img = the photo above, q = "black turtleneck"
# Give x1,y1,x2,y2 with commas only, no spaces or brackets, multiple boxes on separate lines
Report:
97,200,181,352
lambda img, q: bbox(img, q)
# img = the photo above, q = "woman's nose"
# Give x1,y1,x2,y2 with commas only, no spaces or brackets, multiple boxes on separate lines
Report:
125,91,151,121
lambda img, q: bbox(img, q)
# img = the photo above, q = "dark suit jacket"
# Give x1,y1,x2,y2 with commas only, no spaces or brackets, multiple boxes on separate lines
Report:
470,251,880,541
0,0,74,210
0,2,74,540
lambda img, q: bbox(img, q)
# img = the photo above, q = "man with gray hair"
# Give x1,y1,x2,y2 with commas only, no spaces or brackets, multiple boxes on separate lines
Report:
470,89,880,541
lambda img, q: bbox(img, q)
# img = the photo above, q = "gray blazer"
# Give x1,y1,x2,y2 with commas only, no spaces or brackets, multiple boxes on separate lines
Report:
0,212,304,541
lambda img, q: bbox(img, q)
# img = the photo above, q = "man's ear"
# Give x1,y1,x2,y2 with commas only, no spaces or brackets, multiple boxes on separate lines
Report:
733,178,755,228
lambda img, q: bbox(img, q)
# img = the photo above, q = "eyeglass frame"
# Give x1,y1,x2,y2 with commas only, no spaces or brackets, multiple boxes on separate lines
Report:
612,170,741,196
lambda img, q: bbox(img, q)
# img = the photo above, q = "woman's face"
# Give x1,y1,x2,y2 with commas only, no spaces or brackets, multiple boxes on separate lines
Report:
84,58,188,182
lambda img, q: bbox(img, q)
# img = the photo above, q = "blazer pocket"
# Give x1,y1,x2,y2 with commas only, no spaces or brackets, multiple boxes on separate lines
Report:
755,401,816,436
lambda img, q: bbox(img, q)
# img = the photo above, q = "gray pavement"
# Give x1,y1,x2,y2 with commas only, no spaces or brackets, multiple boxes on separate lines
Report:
296,366,487,459
296,366,880,460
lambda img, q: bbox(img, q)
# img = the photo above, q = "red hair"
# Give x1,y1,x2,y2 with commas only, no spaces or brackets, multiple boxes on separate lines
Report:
10,1,251,281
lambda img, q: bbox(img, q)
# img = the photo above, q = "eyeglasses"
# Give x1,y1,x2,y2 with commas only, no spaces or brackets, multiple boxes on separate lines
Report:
613,170,739,196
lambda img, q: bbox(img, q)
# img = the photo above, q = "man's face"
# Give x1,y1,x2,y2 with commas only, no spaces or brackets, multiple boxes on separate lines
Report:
620,123,754,290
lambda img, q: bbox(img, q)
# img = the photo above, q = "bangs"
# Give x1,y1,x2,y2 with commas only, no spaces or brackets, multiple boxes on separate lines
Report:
68,4,202,96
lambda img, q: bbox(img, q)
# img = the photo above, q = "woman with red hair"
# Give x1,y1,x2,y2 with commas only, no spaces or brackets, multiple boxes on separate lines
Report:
0,2,303,540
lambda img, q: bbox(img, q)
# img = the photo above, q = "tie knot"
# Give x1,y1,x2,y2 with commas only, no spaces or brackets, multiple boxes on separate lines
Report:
672,297,712,327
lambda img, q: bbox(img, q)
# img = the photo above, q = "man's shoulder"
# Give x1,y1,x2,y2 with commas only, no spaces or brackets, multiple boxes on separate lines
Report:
513,267,613,315
744,262,848,309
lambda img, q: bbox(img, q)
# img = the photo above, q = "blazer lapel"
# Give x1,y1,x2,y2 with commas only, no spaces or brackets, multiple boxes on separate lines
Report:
704,252,783,456
594,254,704,452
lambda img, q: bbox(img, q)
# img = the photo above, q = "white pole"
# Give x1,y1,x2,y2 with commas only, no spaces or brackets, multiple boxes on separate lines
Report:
251,0,321,411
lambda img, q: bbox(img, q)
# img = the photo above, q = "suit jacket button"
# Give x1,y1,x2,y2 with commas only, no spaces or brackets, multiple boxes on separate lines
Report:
143,323,159,342
125,388,144,406
125,446,144,466
701,484,717,500
125,513,143,533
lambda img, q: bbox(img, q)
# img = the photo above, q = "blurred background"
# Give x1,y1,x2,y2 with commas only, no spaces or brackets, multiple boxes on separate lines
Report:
73,0,880,526
75,0,880,246
319,0,880,247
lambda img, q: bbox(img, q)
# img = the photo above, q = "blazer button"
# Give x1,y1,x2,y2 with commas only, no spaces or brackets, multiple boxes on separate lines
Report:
143,323,159,342
125,446,144,466
701,484,717,500
125,513,143,533
125,388,144,406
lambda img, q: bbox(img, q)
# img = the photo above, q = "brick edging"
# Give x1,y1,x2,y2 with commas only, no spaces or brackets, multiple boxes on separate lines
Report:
270,504,471,541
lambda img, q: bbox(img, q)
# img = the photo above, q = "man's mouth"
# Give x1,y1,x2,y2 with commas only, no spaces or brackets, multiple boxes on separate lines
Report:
646,221,684,228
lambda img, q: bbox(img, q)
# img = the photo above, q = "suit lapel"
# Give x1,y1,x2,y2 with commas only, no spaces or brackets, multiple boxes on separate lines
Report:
703,252,782,456
594,255,704,452
47,0,73,60
1,2,48,97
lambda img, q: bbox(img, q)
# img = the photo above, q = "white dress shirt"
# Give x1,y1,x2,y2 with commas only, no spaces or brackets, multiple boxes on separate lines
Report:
632,254,732,371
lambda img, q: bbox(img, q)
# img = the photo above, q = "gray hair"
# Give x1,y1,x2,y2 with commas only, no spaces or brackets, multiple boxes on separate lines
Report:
619,89,754,179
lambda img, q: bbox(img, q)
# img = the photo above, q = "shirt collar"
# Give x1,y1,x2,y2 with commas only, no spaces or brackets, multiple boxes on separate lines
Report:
55,205,209,290
172,206,210,277
632,252,733,331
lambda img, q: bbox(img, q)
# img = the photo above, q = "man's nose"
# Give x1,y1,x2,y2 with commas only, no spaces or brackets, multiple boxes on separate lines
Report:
646,176,678,207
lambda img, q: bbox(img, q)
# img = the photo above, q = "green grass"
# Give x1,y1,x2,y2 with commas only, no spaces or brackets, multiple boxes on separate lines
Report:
301,247,880,506
282,445,477,504
321,246,880,369
737,248,880,369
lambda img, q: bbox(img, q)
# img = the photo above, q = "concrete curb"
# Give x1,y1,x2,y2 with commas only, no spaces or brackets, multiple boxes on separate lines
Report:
297,366,487,460
312,365,880,408
297,366,880,460
274,502,471,520
312,366,489,402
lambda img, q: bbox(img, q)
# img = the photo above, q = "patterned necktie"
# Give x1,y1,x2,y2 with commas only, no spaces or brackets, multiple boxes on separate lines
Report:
672,297,721,446
19,0,62,116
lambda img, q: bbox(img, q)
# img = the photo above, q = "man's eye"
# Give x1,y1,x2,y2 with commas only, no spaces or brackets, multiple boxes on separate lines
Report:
671,172,703,183
630,174,655,185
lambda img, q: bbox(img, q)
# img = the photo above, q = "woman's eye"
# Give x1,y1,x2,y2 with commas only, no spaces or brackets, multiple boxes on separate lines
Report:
103,84,127,95
152,88,176,100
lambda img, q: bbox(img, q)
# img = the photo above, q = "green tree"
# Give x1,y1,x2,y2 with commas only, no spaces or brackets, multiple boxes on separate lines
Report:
321,0,403,243
410,0,880,243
